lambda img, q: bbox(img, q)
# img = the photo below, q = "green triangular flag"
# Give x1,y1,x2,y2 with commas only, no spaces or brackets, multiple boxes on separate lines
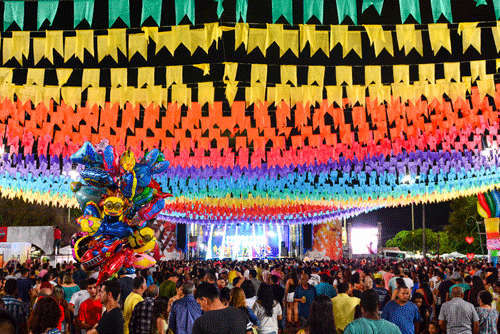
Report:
474,0,487,5
109,0,130,27
304,0,323,24
361,0,384,15
494,0,500,20
236,0,248,22
398,0,421,23
175,0,195,25
430,0,453,23
141,0,162,25
272,0,293,24
4,1,24,31
74,0,95,28
37,0,59,30
214,0,224,19
336,0,357,25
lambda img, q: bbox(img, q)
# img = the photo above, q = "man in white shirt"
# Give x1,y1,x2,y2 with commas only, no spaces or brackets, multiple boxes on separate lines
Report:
69,279,91,334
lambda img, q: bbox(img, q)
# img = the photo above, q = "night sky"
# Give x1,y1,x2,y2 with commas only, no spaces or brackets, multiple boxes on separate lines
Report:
346,201,452,245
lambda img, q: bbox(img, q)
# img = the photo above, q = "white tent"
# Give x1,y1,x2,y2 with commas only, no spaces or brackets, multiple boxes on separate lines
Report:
441,252,466,258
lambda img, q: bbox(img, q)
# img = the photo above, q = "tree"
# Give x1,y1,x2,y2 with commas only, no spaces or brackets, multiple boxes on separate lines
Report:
385,228,455,255
446,195,482,254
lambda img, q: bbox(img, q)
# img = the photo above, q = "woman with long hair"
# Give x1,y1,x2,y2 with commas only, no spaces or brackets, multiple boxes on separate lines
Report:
28,296,62,334
411,292,431,331
150,297,168,334
61,273,79,303
53,285,71,333
464,275,486,307
285,269,300,328
252,283,282,334
229,286,260,327
296,295,336,334
477,290,499,334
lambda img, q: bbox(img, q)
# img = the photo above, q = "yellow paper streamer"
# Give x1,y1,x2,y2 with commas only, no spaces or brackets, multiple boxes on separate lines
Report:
458,22,481,54
336,66,352,86
108,29,127,62
45,31,63,64
129,33,148,60
56,69,73,87
308,66,325,87
419,64,435,83
166,66,183,88
365,66,381,85
32,38,45,65
393,65,409,84
137,67,154,88
235,23,249,51
443,62,460,82
198,82,215,106
428,23,452,55
82,69,100,89
75,30,95,61
248,28,266,54
251,64,267,84
110,68,127,87
193,63,210,76
26,68,45,86
281,65,297,87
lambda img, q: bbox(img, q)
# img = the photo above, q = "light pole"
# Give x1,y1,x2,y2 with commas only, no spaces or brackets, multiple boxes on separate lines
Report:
411,202,415,254
422,203,426,258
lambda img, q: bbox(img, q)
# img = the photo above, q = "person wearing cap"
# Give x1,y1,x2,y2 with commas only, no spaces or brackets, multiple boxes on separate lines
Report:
438,286,479,334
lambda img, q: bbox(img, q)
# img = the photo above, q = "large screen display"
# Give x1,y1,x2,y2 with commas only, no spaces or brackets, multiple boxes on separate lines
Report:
350,227,378,255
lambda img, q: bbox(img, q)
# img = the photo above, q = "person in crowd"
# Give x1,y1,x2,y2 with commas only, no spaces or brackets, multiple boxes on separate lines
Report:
295,295,336,334
411,292,431,332
464,275,486,307
229,286,260,328
415,274,435,311
167,280,184,314
140,269,154,287
270,275,285,331
446,272,469,301
373,278,389,310
476,290,498,334
5,267,16,281
294,272,317,326
150,298,168,334
0,309,16,334
28,295,62,334
362,267,373,290
220,287,231,306
315,274,337,299
128,284,158,334
350,272,363,298
77,278,102,334
331,282,360,333
16,267,34,306
159,272,179,299
168,281,202,334
72,263,87,286
53,285,71,333
438,286,479,334
87,279,124,334
3,278,28,334
285,270,299,328
250,269,262,294
241,279,258,310
252,283,282,334
193,282,252,334
53,226,62,255
123,276,146,334
70,279,90,334
61,273,80,304
344,289,401,334
117,270,134,307
382,285,421,334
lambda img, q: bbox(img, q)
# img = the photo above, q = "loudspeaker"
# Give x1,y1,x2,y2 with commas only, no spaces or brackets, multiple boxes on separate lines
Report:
303,224,313,250
280,241,288,257
176,224,187,252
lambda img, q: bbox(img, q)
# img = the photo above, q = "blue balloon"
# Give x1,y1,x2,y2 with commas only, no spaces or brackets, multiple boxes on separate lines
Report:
81,167,115,188
144,149,160,166
74,185,107,210
134,164,153,188
83,202,101,218
71,142,103,167
120,172,136,198
103,145,118,174
150,161,169,174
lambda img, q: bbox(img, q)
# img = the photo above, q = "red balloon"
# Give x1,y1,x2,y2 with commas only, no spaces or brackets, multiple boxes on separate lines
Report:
465,236,474,244
466,253,475,261
97,249,129,285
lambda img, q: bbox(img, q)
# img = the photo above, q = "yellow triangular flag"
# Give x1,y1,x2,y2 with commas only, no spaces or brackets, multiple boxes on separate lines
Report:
369,84,390,104
44,86,60,105
470,60,486,82
110,87,121,105
267,86,276,106
75,30,94,61
248,28,266,55
364,25,385,46
300,24,315,53
204,23,221,52
156,31,170,55
190,29,205,55
283,30,299,57
129,33,148,60
395,25,423,56
275,83,291,104
336,66,352,86
492,22,500,53
448,81,466,102
315,31,329,57
193,63,210,76
108,29,127,62
346,31,362,58
32,38,45,65
111,68,127,87
142,26,159,44
477,75,495,99
393,65,409,84
246,82,266,107
64,36,76,62
428,23,452,55
266,24,284,53
166,66,183,88
325,85,343,107
443,62,460,82
235,23,249,51
56,69,73,87
458,22,481,54
171,25,191,55
61,87,81,107
134,88,147,107
45,31,63,64
419,64,435,83
96,36,108,62
2,38,12,64
146,86,161,106
12,31,29,65
82,69,100,89
0,68,13,84
290,86,303,108
223,63,238,82
251,64,267,84
281,65,297,87
330,25,348,51
308,66,325,87
87,87,106,108
26,68,45,86
365,66,381,85
137,67,155,88
346,85,365,106
198,82,214,106
225,80,238,106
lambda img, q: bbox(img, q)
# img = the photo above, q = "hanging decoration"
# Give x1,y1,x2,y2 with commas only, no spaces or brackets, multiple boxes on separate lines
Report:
74,0,95,28
4,1,24,31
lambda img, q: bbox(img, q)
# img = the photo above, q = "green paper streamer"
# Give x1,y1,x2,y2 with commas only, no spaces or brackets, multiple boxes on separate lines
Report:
175,0,195,25
430,0,453,23
74,0,95,28
141,0,162,25
272,0,293,25
3,1,24,31
304,0,323,24
236,0,248,22
336,0,357,25
361,0,384,15
494,0,500,20
37,0,59,30
398,0,421,23
474,0,487,6
109,0,131,28
214,0,224,19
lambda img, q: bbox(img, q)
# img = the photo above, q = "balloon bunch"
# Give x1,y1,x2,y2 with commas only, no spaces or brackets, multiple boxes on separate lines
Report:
477,190,500,219
70,141,171,284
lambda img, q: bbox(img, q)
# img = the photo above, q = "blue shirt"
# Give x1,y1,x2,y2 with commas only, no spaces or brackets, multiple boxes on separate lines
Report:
169,295,203,334
294,284,317,319
315,282,337,298
381,301,421,334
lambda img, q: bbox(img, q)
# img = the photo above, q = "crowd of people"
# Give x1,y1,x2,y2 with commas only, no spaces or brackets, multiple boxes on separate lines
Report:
0,256,498,334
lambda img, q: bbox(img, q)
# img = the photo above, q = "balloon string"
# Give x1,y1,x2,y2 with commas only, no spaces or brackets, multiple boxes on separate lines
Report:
130,170,137,200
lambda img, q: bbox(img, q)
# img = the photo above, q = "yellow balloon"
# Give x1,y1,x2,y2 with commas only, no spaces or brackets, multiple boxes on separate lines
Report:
77,216,101,235
128,227,156,253
120,151,135,172
478,201,489,219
